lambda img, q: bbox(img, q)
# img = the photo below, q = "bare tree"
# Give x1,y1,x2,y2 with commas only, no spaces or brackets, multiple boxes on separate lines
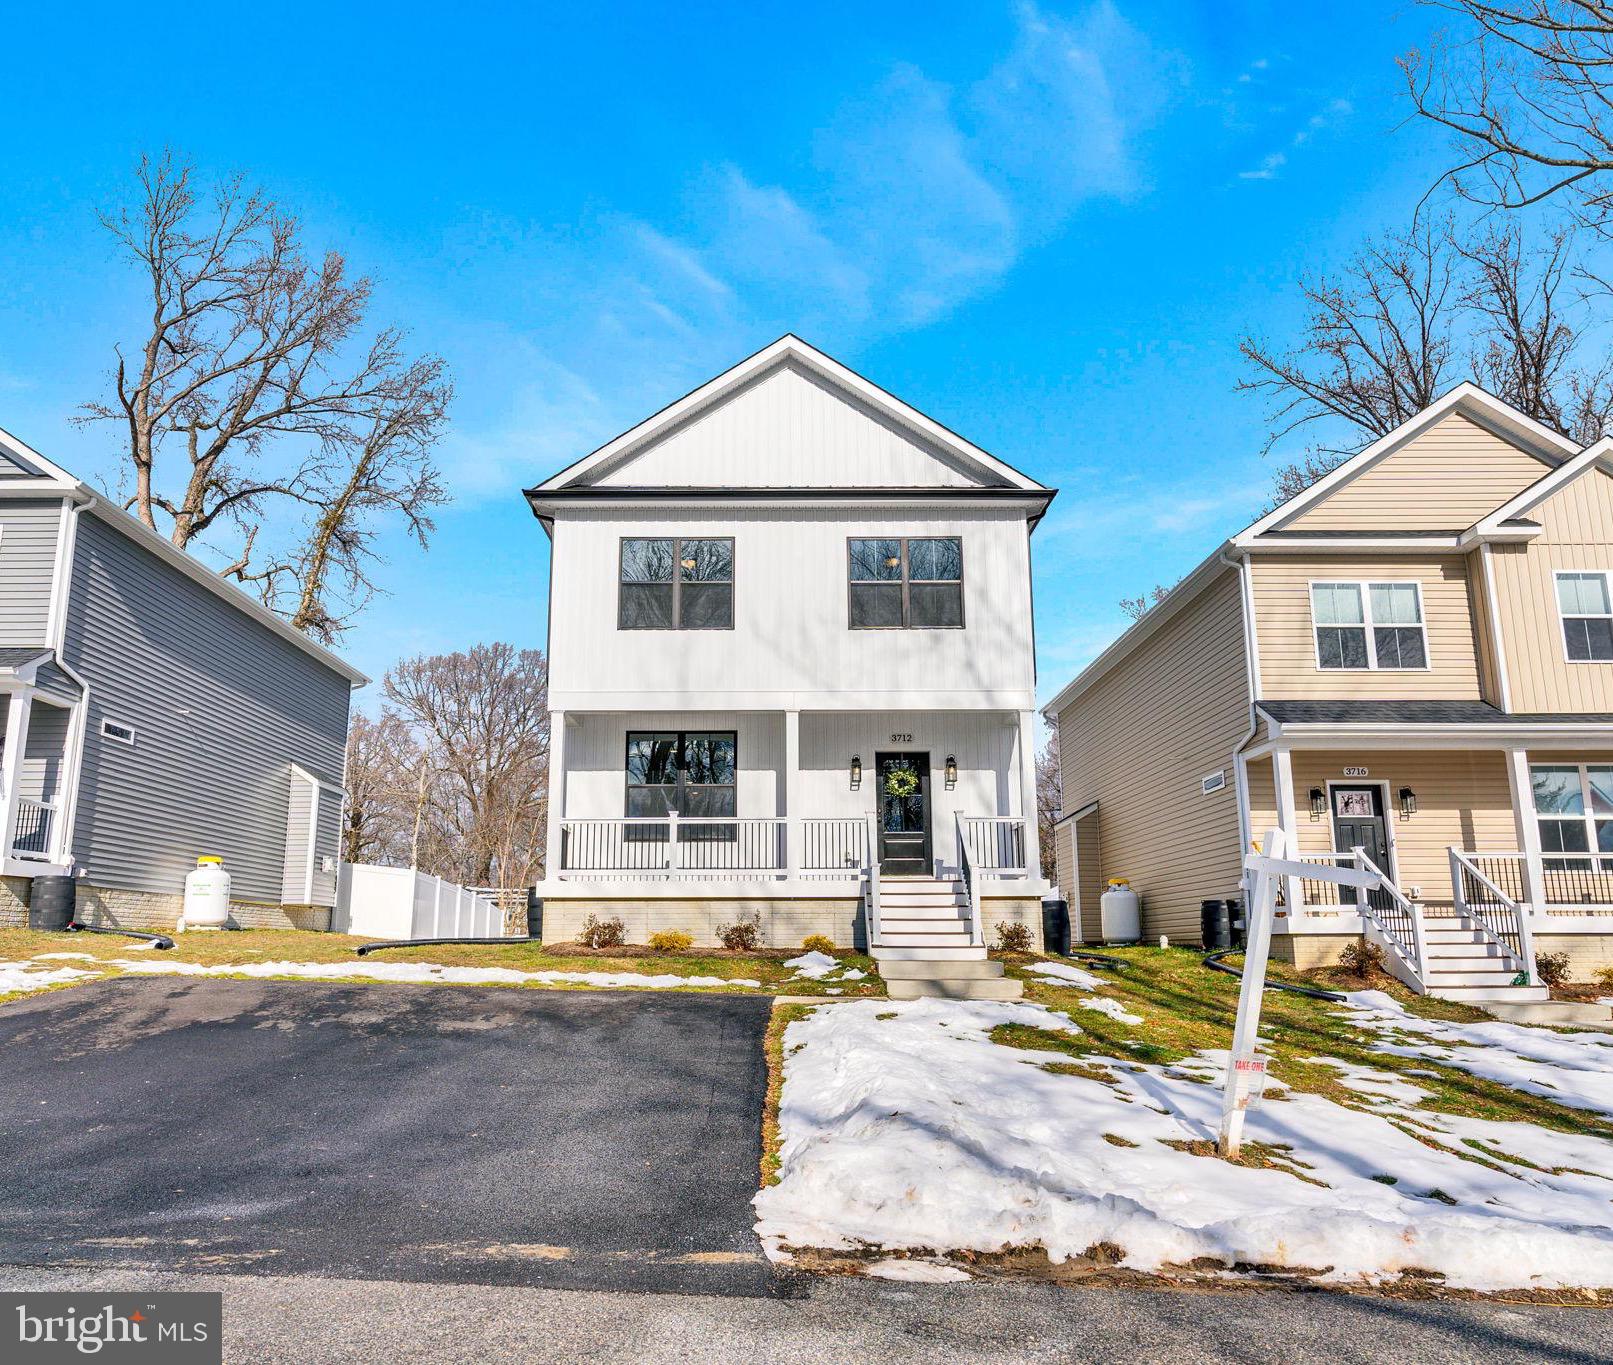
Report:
1035,731,1063,882
1403,3,1613,230
1118,584,1173,622
1240,220,1613,504
80,151,452,640
383,644,550,887
342,709,419,866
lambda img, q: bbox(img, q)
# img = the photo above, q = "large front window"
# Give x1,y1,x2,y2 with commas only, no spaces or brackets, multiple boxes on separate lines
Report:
619,537,733,630
1310,581,1428,670
1531,763,1613,870
848,536,963,629
625,731,737,819
1556,571,1613,662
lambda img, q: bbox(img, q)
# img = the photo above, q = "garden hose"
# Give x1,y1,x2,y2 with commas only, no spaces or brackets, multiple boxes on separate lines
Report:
68,921,174,950
1202,948,1345,1002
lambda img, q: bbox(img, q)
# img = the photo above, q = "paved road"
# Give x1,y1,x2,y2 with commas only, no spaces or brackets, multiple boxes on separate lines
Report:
0,978,777,1297
3,1266,1610,1363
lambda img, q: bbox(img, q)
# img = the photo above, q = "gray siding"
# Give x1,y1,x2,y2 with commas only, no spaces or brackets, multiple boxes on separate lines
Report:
63,513,352,903
280,776,315,904
0,499,62,646
21,700,69,803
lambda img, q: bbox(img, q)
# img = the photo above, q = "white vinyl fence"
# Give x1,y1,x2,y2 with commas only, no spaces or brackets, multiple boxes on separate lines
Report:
335,863,514,940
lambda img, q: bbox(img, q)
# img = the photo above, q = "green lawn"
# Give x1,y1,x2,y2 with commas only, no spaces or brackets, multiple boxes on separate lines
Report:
0,927,885,1001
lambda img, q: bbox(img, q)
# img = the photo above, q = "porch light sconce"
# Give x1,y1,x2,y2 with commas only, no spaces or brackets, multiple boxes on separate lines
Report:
850,755,863,790
1309,788,1326,819
1399,786,1418,818
945,755,958,788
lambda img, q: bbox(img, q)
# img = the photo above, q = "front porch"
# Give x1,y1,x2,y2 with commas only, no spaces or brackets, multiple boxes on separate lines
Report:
1244,740,1613,994
538,708,1046,950
0,663,81,875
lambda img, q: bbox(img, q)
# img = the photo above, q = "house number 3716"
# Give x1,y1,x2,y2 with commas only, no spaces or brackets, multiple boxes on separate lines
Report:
890,733,913,743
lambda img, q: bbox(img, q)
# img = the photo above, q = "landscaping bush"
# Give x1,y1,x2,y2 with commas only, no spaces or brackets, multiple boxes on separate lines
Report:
994,921,1033,953
578,914,626,949
1536,951,1571,988
1596,965,1613,991
718,911,763,952
1337,938,1385,979
647,929,694,954
800,933,836,955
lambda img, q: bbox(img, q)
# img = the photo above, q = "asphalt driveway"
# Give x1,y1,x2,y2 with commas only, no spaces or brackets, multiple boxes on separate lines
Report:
0,978,781,1297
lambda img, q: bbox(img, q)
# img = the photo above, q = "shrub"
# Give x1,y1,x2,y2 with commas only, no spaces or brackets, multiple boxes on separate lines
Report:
994,921,1033,953
1596,965,1613,991
647,929,693,954
718,911,763,952
1337,938,1385,979
800,933,837,955
1535,951,1571,988
578,914,626,949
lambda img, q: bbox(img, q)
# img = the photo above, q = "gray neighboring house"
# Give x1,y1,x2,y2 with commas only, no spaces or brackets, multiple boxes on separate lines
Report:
0,425,367,930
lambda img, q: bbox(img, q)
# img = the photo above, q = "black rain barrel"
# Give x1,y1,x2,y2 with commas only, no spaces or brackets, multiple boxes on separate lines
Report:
1228,896,1247,949
1041,898,1071,956
1200,898,1231,950
29,875,76,932
525,889,543,939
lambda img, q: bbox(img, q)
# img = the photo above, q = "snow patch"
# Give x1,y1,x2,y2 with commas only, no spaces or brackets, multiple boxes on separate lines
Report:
863,1259,971,1283
1029,962,1105,991
785,951,839,980
755,998,1613,1291
0,964,99,994
1077,996,1142,1026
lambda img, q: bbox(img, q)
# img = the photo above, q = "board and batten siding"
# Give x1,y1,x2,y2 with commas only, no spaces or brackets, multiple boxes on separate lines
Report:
588,361,989,489
0,499,63,646
62,512,352,905
548,504,1037,712
1490,468,1613,713
1283,412,1549,531
1251,553,1485,700
1054,569,1249,940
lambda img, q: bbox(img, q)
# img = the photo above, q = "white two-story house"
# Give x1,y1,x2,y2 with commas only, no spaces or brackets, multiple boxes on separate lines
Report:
526,337,1053,987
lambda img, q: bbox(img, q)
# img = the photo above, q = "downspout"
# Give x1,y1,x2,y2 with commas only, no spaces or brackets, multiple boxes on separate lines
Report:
1221,549,1260,901
48,495,95,872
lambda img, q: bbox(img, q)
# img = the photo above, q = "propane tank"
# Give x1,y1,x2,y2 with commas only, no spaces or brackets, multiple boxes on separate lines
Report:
182,855,231,930
1099,878,1141,944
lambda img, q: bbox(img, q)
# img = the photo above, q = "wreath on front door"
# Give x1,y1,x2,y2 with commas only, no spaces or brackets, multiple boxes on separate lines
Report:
883,766,919,799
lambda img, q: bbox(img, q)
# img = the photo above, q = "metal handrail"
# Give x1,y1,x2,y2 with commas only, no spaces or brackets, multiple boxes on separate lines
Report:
955,812,985,946
863,811,882,947
11,796,55,860
1352,846,1427,979
1450,847,1537,984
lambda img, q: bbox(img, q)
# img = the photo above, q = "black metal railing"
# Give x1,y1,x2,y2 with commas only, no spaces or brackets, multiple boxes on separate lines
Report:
1543,859,1613,907
10,799,52,858
1455,858,1525,962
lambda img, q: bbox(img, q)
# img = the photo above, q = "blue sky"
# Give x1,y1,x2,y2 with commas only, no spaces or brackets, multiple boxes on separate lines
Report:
0,1,1455,701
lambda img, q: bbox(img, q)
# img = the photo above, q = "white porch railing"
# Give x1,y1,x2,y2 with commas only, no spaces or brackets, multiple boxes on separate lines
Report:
801,817,868,878
1352,846,1429,985
957,816,1029,879
10,797,55,860
863,812,882,946
1448,848,1613,912
1450,848,1537,984
953,812,985,945
557,815,787,879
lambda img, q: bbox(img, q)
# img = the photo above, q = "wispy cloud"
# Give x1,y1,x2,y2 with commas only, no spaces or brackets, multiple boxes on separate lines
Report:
1238,152,1287,182
1237,95,1353,183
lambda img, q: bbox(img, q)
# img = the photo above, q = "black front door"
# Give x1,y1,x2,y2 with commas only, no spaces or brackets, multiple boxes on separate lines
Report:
876,752,931,875
1332,785,1392,909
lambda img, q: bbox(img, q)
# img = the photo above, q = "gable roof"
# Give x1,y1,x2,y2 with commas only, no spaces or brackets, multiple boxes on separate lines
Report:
0,422,368,686
529,335,1049,496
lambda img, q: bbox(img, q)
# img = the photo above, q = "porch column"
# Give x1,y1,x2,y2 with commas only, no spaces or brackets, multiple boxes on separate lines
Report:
1271,747,1303,914
783,710,800,880
544,710,566,881
0,689,33,861
1018,710,1043,880
1505,746,1546,910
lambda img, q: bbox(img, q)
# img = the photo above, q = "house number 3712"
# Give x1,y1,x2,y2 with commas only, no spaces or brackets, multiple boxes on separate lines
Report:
890,733,913,743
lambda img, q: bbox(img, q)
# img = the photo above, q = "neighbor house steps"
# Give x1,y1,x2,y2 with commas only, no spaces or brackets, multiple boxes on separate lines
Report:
868,875,1021,1001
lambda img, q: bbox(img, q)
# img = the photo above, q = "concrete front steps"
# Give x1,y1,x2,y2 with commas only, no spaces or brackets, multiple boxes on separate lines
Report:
1419,920,1549,1005
869,875,1022,1001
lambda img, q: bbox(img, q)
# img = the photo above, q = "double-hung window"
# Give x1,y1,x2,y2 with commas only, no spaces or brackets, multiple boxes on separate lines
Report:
619,537,733,629
848,537,963,629
1530,763,1613,873
1556,571,1613,662
1311,581,1428,670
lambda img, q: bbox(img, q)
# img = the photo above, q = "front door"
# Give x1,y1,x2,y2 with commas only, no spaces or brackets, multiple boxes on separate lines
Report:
876,752,931,875
1331,785,1392,909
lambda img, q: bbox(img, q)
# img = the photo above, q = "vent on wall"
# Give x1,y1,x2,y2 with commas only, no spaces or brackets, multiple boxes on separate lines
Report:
1200,770,1227,795
101,719,135,745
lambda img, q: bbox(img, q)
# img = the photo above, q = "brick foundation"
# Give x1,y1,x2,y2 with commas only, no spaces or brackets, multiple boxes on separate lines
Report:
70,884,331,933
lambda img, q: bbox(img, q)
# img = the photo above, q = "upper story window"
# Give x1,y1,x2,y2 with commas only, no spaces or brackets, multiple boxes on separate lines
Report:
848,537,963,630
1530,763,1613,870
1310,581,1427,671
1556,571,1613,663
619,537,733,630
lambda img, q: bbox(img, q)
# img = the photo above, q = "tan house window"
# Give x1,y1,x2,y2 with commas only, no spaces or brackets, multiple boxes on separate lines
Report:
1310,581,1427,671
1556,571,1613,663
1530,763,1613,870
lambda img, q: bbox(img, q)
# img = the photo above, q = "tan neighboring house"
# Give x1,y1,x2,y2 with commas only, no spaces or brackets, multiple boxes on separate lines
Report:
1045,383,1613,1006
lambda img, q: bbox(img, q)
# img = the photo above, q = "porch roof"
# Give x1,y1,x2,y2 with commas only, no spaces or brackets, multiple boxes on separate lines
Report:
1259,700,1613,728
0,649,83,701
